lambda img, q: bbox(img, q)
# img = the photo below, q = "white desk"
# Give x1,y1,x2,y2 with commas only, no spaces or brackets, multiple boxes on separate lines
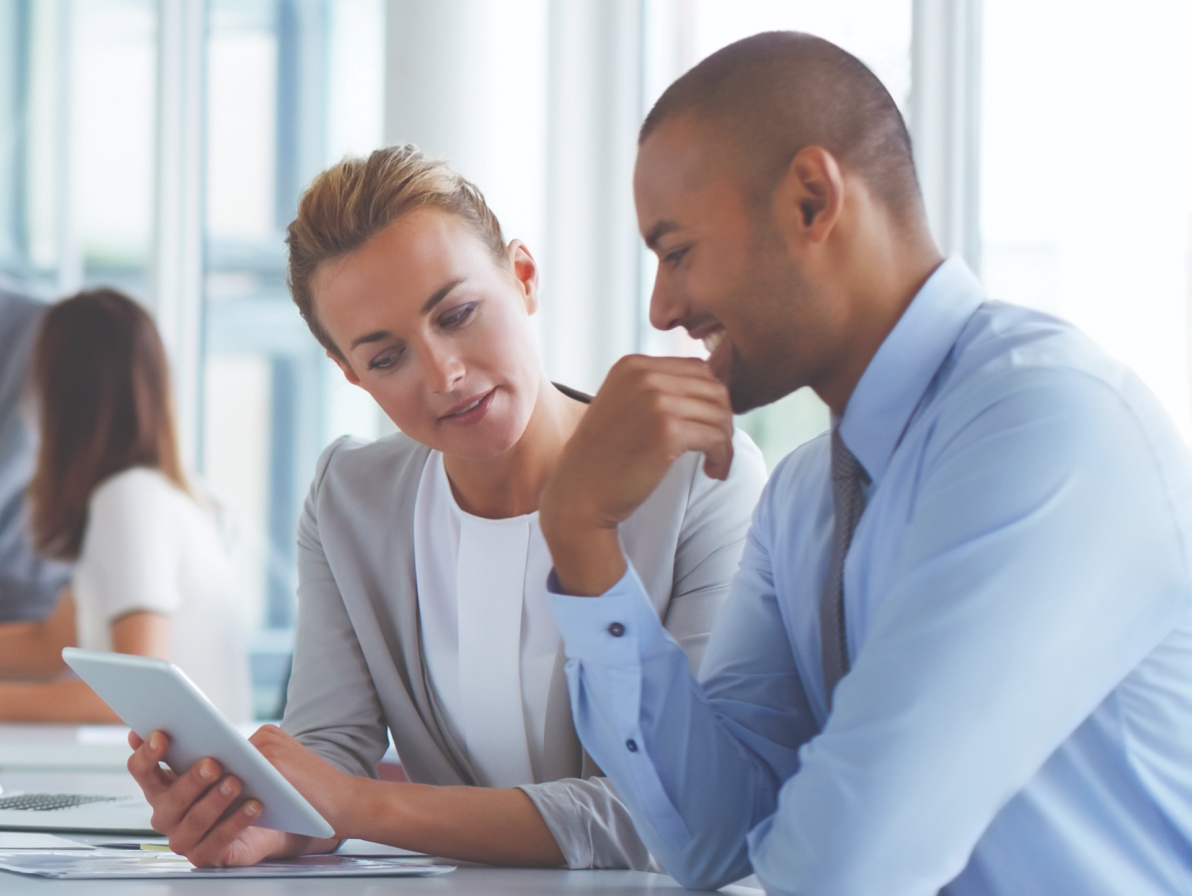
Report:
0,724,763,895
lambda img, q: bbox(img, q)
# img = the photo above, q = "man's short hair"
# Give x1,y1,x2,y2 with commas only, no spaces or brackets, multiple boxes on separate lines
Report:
641,31,922,222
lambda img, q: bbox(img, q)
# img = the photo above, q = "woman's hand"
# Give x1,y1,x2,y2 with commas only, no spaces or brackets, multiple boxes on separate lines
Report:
125,729,335,867
247,724,360,836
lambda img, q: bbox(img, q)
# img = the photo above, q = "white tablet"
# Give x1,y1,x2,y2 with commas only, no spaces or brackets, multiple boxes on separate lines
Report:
62,649,334,839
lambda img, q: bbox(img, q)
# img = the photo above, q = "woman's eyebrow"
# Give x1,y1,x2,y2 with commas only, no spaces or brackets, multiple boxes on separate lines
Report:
349,277,468,350
421,277,465,315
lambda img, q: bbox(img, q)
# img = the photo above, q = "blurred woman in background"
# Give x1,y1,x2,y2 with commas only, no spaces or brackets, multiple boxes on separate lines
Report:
0,289,251,723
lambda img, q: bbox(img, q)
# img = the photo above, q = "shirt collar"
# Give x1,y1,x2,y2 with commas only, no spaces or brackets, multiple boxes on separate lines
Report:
838,256,985,485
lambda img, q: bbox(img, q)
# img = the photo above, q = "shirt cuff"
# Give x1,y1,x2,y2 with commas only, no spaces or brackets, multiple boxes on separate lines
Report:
547,564,668,667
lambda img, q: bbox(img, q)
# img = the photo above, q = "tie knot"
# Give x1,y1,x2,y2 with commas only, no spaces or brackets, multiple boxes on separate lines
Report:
831,427,869,486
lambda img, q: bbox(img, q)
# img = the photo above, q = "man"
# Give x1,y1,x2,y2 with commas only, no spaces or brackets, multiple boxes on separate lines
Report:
538,32,1192,895
0,284,70,622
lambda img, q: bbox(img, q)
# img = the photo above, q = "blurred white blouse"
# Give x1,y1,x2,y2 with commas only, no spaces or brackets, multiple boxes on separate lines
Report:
72,467,252,722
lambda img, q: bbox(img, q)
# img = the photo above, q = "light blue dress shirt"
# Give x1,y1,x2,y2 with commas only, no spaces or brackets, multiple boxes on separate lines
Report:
549,258,1192,895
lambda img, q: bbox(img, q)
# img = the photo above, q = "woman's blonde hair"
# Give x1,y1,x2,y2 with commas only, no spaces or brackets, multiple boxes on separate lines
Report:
286,144,507,358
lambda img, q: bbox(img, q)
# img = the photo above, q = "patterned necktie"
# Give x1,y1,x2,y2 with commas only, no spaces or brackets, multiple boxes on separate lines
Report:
820,426,870,709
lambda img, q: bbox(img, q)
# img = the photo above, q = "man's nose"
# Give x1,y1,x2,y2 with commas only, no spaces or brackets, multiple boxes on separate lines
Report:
648,269,687,332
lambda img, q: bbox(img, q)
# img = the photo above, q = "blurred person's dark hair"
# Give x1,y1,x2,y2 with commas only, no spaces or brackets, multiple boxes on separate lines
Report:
28,288,185,560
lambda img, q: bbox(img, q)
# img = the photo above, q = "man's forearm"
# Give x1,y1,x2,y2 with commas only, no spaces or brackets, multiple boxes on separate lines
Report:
540,513,626,598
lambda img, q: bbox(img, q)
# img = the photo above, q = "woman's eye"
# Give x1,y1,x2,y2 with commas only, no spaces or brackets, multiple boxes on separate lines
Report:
664,246,690,267
368,348,404,371
439,303,476,329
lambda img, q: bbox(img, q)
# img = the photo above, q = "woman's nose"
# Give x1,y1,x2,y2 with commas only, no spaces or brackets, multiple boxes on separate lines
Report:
422,342,465,393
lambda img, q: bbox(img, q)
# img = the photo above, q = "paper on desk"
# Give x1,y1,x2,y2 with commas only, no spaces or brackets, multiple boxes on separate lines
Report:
0,852,455,879
0,833,94,850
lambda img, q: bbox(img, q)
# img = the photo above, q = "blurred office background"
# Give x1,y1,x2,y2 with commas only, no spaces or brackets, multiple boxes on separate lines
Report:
0,0,1189,716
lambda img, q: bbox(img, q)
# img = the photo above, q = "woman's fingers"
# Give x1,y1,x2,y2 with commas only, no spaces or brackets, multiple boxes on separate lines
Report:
165,772,244,856
183,801,262,868
148,756,225,834
127,731,177,799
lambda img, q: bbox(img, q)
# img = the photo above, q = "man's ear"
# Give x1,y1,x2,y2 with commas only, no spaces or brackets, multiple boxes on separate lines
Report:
508,240,540,315
328,349,362,386
773,146,846,248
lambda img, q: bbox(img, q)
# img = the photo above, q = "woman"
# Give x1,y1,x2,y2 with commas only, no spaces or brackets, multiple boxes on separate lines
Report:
127,146,766,870
0,289,251,723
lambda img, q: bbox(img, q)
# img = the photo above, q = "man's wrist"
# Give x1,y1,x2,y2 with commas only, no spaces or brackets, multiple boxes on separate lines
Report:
543,523,626,597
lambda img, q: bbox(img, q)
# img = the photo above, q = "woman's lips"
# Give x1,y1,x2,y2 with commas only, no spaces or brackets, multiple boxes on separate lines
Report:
440,388,496,424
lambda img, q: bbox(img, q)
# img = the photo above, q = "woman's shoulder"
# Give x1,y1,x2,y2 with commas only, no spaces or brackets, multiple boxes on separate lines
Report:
640,427,767,519
316,430,430,485
88,466,183,515
307,431,431,524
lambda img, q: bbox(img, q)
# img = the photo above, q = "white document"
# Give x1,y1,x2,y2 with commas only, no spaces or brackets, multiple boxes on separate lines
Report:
0,852,455,880
0,833,94,850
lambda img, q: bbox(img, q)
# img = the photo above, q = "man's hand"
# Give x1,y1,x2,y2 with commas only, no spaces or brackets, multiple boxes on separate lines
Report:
541,355,733,596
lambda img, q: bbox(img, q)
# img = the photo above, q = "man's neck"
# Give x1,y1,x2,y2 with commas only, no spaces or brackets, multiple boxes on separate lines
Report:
815,224,944,417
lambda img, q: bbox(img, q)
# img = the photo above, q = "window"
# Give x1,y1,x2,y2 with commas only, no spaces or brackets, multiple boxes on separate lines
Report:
981,0,1192,438
201,0,384,716
0,0,156,298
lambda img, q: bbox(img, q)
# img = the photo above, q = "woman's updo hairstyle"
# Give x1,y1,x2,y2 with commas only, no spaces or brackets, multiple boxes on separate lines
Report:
286,144,507,358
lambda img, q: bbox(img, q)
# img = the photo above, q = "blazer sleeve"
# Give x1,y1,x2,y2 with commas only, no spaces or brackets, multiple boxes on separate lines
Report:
519,429,769,869
281,437,390,779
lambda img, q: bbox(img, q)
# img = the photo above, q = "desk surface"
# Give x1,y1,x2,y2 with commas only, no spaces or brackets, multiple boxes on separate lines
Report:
0,724,762,895
0,864,765,894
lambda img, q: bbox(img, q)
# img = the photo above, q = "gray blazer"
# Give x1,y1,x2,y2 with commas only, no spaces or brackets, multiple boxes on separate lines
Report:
281,426,767,869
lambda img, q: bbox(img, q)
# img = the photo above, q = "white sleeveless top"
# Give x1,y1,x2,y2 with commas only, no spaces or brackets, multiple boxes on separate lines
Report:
413,450,561,787
72,467,252,723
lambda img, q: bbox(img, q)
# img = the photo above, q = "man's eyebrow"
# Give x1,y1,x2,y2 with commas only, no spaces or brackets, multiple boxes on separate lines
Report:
644,220,681,250
421,277,465,314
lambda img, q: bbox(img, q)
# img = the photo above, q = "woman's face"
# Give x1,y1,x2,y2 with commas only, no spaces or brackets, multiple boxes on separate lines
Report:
313,208,543,460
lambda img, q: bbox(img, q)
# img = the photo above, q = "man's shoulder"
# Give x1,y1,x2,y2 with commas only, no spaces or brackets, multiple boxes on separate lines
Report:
763,429,832,506
931,300,1150,426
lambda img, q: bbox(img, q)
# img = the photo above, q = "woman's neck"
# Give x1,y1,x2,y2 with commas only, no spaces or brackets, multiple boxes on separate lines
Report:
442,376,586,519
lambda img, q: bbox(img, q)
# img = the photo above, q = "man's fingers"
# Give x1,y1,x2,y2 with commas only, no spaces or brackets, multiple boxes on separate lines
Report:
664,418,736,475
615,366,731,406
703,436,735,481
149,758,224,834
610,353,719,381
650,392,735,432
166,773,243,857
185,801,261,869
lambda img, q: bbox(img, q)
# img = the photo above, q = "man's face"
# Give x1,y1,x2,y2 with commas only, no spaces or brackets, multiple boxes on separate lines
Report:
635,117,832,413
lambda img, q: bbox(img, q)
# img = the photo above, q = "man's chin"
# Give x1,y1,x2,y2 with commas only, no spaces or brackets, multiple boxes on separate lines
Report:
726,353,803,414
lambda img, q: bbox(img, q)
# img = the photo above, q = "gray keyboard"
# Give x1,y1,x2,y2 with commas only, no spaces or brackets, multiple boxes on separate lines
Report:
0,793,120,812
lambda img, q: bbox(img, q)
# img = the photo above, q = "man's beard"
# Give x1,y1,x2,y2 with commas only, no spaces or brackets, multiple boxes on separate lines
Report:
725,338,808,413
722,249,818,414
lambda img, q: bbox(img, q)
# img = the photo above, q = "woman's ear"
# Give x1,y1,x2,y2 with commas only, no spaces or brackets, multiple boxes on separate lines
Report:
507,240,540,315
328,350,362,386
